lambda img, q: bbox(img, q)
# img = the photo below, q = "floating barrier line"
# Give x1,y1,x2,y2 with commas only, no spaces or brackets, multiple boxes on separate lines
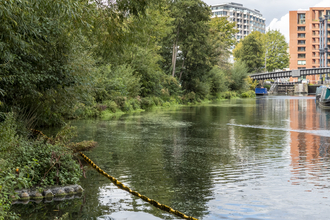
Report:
80,152,198,220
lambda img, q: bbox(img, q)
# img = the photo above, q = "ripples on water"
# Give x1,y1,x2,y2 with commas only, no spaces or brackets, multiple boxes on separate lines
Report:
12,96,330,219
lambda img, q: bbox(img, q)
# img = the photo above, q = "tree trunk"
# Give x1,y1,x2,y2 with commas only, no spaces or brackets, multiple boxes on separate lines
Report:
178,58,185,81
172,41,178,77
171,27,180,77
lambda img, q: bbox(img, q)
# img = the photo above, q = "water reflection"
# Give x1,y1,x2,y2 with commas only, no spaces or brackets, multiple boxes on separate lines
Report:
12,96,330,219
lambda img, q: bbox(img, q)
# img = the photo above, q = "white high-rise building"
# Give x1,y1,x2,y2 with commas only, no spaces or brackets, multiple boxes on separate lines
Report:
211,2,266,41
211,2,266,63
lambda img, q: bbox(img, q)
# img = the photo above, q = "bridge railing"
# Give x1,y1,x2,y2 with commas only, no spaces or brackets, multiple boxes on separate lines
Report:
249,67,330,80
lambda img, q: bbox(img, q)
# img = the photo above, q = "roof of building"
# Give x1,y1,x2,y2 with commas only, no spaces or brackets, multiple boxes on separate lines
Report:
211,2,264,18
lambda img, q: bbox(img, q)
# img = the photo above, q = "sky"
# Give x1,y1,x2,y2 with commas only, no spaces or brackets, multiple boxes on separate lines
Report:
203,0,330,42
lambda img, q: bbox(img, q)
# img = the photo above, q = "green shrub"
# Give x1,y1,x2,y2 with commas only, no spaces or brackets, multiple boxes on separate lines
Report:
218,91,238,99
229,61,249,91
152,96,163,106
102,100,118,113
0,115,82,219
0,112,17,152
113,97,127,109
241,90,256,98
95,64,141,100
141,97,155,109
12,139,82,186
209,66,228,96
182,92,196,103
169,96,179,105
128,99,141,110
162,102,171,107
263,84,271,90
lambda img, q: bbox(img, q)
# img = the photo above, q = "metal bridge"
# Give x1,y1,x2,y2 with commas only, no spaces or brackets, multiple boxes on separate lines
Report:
249,67,330,80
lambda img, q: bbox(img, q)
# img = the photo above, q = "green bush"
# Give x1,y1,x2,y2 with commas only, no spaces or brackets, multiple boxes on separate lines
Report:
182,92,196,104
218,91,238,99
0,114,82,219
209,66,228,96
263,84,271,90
162,102,171,107
241,90,256,98
129,99,141,110
95,64,141,101
113,97,127,109
141,97,156,109
152,96,163,106
105,101,118,113
229,60,249,91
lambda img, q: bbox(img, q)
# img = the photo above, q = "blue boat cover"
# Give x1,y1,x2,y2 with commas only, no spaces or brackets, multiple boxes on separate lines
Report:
255,87,268,94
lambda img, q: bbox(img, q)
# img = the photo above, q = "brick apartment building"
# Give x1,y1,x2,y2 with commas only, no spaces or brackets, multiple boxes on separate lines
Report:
289,7,330,83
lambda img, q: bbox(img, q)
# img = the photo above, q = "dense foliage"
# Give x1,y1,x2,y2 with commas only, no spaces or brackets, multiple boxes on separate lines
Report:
233,30,290,73
0,0,258,218
264,30,290,72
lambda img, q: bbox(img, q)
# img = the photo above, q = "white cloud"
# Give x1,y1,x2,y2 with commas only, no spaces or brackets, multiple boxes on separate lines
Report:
266,0,330,42
314,0,330,7
267,14,290,42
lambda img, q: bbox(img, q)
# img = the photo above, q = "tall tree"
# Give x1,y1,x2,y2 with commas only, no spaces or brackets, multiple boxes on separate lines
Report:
160,0,217,98
264,30,290,72
208,16,238,68
233,33,263,73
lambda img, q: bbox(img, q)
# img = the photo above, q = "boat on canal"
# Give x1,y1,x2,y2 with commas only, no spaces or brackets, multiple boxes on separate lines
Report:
315,86,327,103
255,87,268,95
316,86,330,109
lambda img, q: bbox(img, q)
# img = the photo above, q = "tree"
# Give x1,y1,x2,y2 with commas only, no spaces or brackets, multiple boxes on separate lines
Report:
229,60,249,91
208,16,238,68
160,0,219,98
233,33,263,73
233,31,265,62
264,30,289,72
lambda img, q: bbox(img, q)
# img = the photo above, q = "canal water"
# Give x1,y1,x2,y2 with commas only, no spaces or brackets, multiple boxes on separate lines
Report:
12,96,330,219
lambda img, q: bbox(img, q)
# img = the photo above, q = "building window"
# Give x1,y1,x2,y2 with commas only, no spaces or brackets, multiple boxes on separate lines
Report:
298,47,306,51
298,60,306,65
298,13,305,24
298,40,305,45
297,26,305,31
298,54,306,58
298,33,305,38
319,10,324,18
298,67,306,69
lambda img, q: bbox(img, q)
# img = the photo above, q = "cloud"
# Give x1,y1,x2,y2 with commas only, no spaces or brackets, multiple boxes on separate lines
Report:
267,14,290,42
314,0,330,7
266,0,330,42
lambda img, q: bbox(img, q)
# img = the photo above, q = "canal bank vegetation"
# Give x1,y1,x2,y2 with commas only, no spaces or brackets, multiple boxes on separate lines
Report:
0,0,256,218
